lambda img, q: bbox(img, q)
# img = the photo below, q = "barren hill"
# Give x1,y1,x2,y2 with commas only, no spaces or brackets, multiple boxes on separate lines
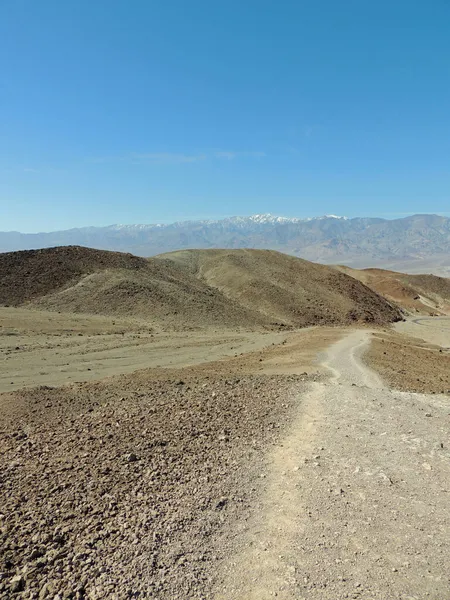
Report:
336,265,450,315
160,249,402,326
0,246,268,330
0,246,403,329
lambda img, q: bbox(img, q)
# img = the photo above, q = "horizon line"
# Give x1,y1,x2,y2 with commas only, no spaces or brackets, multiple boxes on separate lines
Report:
1,211,449,235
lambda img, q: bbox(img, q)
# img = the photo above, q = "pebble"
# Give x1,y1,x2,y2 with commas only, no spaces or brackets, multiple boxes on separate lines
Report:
1,373,302,599
10,575,25,592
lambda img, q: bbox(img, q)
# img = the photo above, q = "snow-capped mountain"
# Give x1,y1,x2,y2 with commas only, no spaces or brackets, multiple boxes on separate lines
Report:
106,213,348,232
107,214,305,230
0,213,449,273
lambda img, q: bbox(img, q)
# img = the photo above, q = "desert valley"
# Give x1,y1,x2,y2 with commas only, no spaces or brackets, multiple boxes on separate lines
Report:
0,243,449,599
4,1,450,597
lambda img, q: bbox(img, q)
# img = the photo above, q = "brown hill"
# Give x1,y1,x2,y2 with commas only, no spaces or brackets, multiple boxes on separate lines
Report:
0,246,268,330
0,246,148,305
0,246,402,329
335,265,450,315
160,249,402,326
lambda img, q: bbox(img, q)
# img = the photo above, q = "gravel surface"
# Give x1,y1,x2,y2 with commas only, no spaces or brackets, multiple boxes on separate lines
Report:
3,323,450,599
364,317,450,395
0,370,311,599
215,332,450,599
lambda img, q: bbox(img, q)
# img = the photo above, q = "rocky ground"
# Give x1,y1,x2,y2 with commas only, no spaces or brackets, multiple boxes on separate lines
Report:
0,246,402,330
2,313,449,599
0,366,314,599
214,331,450,600
364,319,450,395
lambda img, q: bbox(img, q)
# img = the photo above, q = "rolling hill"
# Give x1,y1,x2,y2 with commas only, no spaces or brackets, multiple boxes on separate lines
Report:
0,246,268,330
0,246,402,329
159,248,402,327
336,265,450,315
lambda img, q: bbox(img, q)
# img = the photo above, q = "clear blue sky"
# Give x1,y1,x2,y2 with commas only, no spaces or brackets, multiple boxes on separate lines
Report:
1,1,450,232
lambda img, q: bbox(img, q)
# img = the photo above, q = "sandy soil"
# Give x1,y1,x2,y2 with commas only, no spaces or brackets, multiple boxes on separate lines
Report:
394,316,450,347
364,317,450,395
0,307,289,393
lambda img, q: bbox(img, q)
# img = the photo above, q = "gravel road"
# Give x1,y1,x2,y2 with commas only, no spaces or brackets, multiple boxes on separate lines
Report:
216,331,450,599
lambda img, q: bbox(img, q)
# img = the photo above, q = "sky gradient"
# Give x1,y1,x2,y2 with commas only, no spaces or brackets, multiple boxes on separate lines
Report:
1,1,450,232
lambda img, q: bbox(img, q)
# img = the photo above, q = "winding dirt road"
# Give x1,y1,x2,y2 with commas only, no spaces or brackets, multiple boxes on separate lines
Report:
215,331,450,599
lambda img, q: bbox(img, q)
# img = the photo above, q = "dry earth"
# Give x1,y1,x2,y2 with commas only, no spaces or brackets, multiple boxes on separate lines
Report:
0,372,308,599
0,322,342,599
1,299,449,598
364,317,450,395
161,248,402,327
0,307,287,393
336,266,450,316
0,246,402,330
215,330,450,599
395,316,450,348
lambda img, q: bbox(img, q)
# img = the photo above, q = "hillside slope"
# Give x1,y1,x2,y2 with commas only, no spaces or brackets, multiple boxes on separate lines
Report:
0,246,269,330
160,249,402,327
0,246,402,329
336,265,450,315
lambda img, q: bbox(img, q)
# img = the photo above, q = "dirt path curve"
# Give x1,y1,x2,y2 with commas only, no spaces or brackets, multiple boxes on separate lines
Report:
215,331,450,599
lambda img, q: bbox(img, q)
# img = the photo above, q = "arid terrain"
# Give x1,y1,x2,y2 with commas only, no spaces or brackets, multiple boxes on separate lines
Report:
0,246,403,328
1,246,450,599
336,265,450,316
2,214,449,276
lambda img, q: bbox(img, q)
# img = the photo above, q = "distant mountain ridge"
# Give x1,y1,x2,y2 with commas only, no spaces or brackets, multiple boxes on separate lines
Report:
1,213,449,274
107,213,349,230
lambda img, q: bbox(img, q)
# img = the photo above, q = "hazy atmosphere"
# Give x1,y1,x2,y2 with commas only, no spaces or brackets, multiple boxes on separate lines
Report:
2,1,450,231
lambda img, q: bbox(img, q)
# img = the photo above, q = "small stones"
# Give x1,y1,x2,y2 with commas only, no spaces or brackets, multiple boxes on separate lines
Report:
215,497,228,510
28,548,43,561
0,372,313,599
10,575,25,592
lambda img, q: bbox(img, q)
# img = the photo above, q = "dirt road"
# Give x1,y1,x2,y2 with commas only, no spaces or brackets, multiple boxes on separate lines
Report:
216,331,450,599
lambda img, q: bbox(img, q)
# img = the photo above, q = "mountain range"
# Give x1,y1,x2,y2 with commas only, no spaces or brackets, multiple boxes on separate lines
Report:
1,213,449,275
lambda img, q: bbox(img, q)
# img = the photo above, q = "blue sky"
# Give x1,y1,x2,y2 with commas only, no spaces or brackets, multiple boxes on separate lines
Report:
1,0,450,232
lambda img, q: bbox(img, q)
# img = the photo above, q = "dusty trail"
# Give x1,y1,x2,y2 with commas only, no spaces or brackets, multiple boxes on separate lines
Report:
215,331,450,599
